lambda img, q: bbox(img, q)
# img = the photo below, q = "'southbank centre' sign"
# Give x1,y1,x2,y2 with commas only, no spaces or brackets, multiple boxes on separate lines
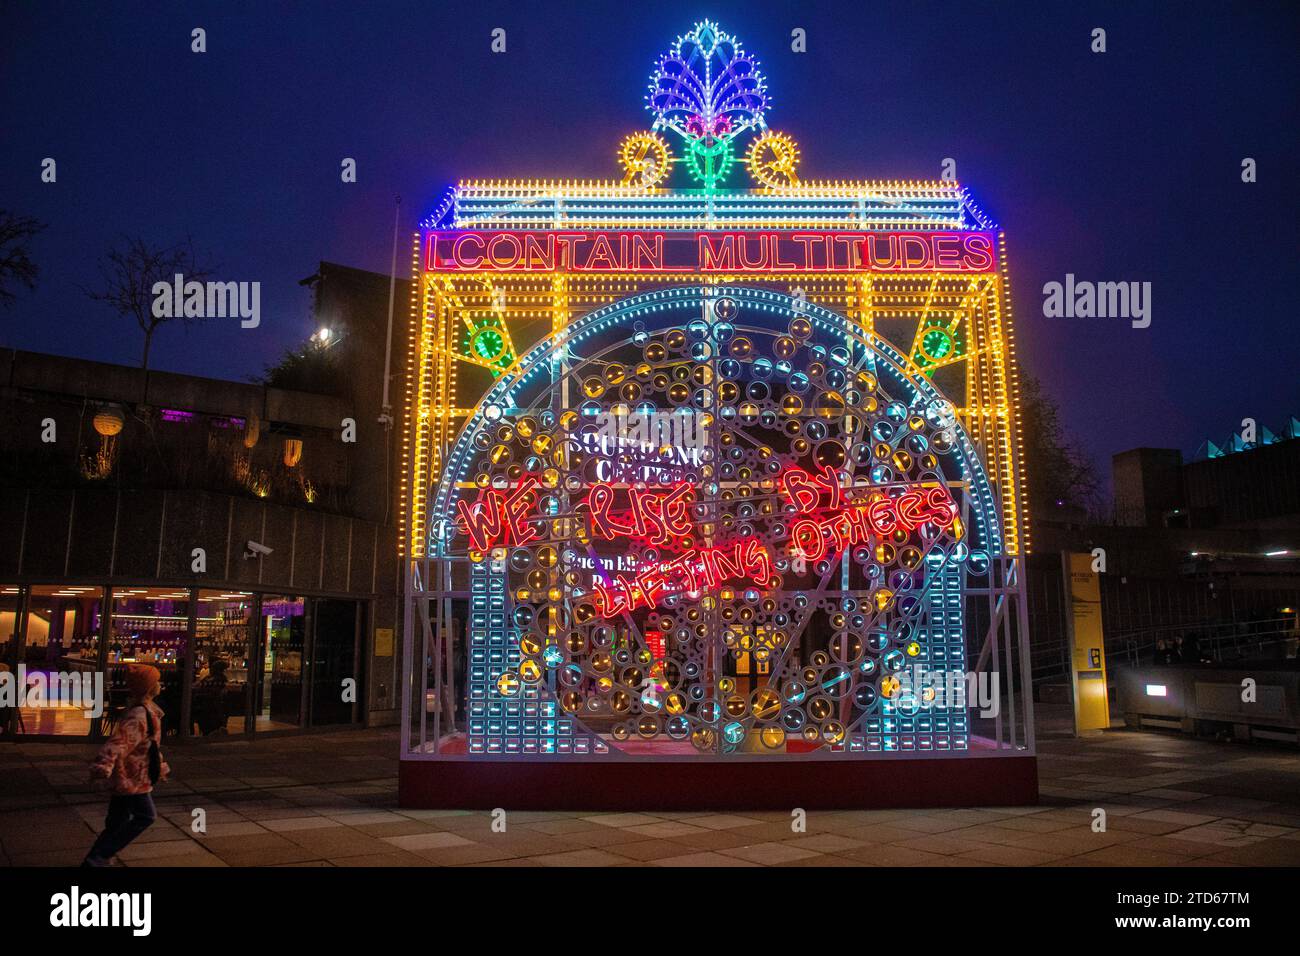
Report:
400,19,1037,811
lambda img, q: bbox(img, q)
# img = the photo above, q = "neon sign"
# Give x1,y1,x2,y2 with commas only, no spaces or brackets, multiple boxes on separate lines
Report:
455,468,960,616
789,487,960,562
581,482,694,546
780,465,960,561
593,538,775,618
426,230,996,275
453,477,542,551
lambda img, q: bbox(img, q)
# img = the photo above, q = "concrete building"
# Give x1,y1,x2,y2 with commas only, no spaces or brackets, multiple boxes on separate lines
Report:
0,263,411,740
1028,424,1300,686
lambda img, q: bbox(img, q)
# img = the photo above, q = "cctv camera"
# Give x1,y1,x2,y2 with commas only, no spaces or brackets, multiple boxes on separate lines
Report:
244,540,273,558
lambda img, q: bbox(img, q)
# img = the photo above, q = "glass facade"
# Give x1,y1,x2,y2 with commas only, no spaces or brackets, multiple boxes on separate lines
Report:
109,588,189,736
194,590,255,736
257,595,306,731
19,585,106,736
0,587,20,735
0,584,364,741
310,599,359,726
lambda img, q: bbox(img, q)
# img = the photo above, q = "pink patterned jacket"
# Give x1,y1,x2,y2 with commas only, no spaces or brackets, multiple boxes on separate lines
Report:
92,702,170,795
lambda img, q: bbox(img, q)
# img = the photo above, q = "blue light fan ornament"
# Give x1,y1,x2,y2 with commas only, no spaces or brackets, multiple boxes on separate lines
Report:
618,20,797,190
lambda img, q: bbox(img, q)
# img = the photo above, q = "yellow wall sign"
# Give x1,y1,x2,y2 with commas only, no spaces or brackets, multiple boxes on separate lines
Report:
1063,552,1109,733
374,628,395,658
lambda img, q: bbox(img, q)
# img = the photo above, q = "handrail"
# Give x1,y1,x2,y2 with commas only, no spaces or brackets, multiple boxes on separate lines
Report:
1111,615,1296,646
1029,616,1300,685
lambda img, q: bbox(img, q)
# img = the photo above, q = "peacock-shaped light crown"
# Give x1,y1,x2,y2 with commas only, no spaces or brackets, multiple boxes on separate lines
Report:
619,20,801,191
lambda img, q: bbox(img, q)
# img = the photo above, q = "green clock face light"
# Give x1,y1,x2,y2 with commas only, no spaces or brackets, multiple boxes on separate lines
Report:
471,327,507,362
921,328,953,361
912,319,966,375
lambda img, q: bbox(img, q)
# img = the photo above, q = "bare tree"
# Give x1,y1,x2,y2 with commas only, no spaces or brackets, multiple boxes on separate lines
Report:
1018,374,1102,525
0,210,46,308
84,236,215,370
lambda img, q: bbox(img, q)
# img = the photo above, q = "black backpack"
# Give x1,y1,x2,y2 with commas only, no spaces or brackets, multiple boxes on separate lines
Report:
138,706,162,784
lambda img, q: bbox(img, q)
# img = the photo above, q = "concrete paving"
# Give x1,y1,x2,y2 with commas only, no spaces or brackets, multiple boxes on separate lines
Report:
3,707,1298,867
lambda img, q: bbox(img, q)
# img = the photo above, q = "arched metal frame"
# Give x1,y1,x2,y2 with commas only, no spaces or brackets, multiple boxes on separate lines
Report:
407,286,1034,762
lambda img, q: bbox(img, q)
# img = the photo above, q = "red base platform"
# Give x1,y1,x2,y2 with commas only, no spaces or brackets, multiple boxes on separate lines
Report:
399,753,1039,811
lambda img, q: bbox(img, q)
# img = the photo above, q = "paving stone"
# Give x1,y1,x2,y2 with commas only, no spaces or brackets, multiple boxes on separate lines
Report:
322,810,409,825
957,844,1065,866
1066,845,1192,867
280,829,391,858
889,814,981,834
833,822,937,844
891,834,1005,856
414,842,520,866
262,816,342,832
836,844,952,866
677,813,765,830
778,853,865,866
580,812,663,827
534,848,631,866
719,842,822,865
1134,788,1208,801
382,831,473,851
274,861,335,866
203,821,271,837
132,852,230,867
1199,840,1300,866
605,839,703,862
351,820,436,838
332,851,431,867
651,851,762,867
397,809,473,821
10,848,94,866
468,857,545,866
782,833,867,853
520,818,612,835
1131,809,1221,826
1122,835,1226,859
621,821,713,838
2,721,1297,868
561,826,664,848
117,839,208,861
210,844,326,866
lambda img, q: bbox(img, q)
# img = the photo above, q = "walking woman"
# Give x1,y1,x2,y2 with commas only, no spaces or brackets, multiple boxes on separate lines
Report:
82,664,170,866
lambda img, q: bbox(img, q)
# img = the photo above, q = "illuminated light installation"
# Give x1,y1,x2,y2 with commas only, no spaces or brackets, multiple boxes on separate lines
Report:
401,21,1035,809
646,21,771,190
426,230,997,274
618,132,673,188
593,537,775,619
746,130,801,187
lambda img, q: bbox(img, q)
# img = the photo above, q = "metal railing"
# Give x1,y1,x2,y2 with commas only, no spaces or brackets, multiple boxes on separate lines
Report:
1029,615,1300,687
1116,616,1299,667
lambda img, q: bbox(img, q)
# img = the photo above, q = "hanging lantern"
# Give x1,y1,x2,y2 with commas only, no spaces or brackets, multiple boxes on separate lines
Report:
93,405,125,437
283,438,303,468
242,417,261,449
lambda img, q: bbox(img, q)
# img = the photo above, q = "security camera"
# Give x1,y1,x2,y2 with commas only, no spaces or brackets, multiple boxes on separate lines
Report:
244,540,273,558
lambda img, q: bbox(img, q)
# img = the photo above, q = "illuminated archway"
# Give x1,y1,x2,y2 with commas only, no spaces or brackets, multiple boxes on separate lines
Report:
399,19,1035,807
419,286,1011,758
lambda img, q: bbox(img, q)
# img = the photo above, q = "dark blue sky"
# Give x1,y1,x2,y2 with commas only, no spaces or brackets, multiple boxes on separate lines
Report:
3,1,1298,482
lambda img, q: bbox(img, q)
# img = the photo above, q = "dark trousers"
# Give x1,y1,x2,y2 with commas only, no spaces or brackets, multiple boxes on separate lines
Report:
83,793,156,866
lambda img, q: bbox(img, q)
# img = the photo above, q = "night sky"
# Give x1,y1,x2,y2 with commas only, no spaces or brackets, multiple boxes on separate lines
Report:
3,1,1298,487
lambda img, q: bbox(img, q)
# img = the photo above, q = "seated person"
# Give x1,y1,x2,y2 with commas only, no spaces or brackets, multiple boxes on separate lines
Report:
192,658,230,736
